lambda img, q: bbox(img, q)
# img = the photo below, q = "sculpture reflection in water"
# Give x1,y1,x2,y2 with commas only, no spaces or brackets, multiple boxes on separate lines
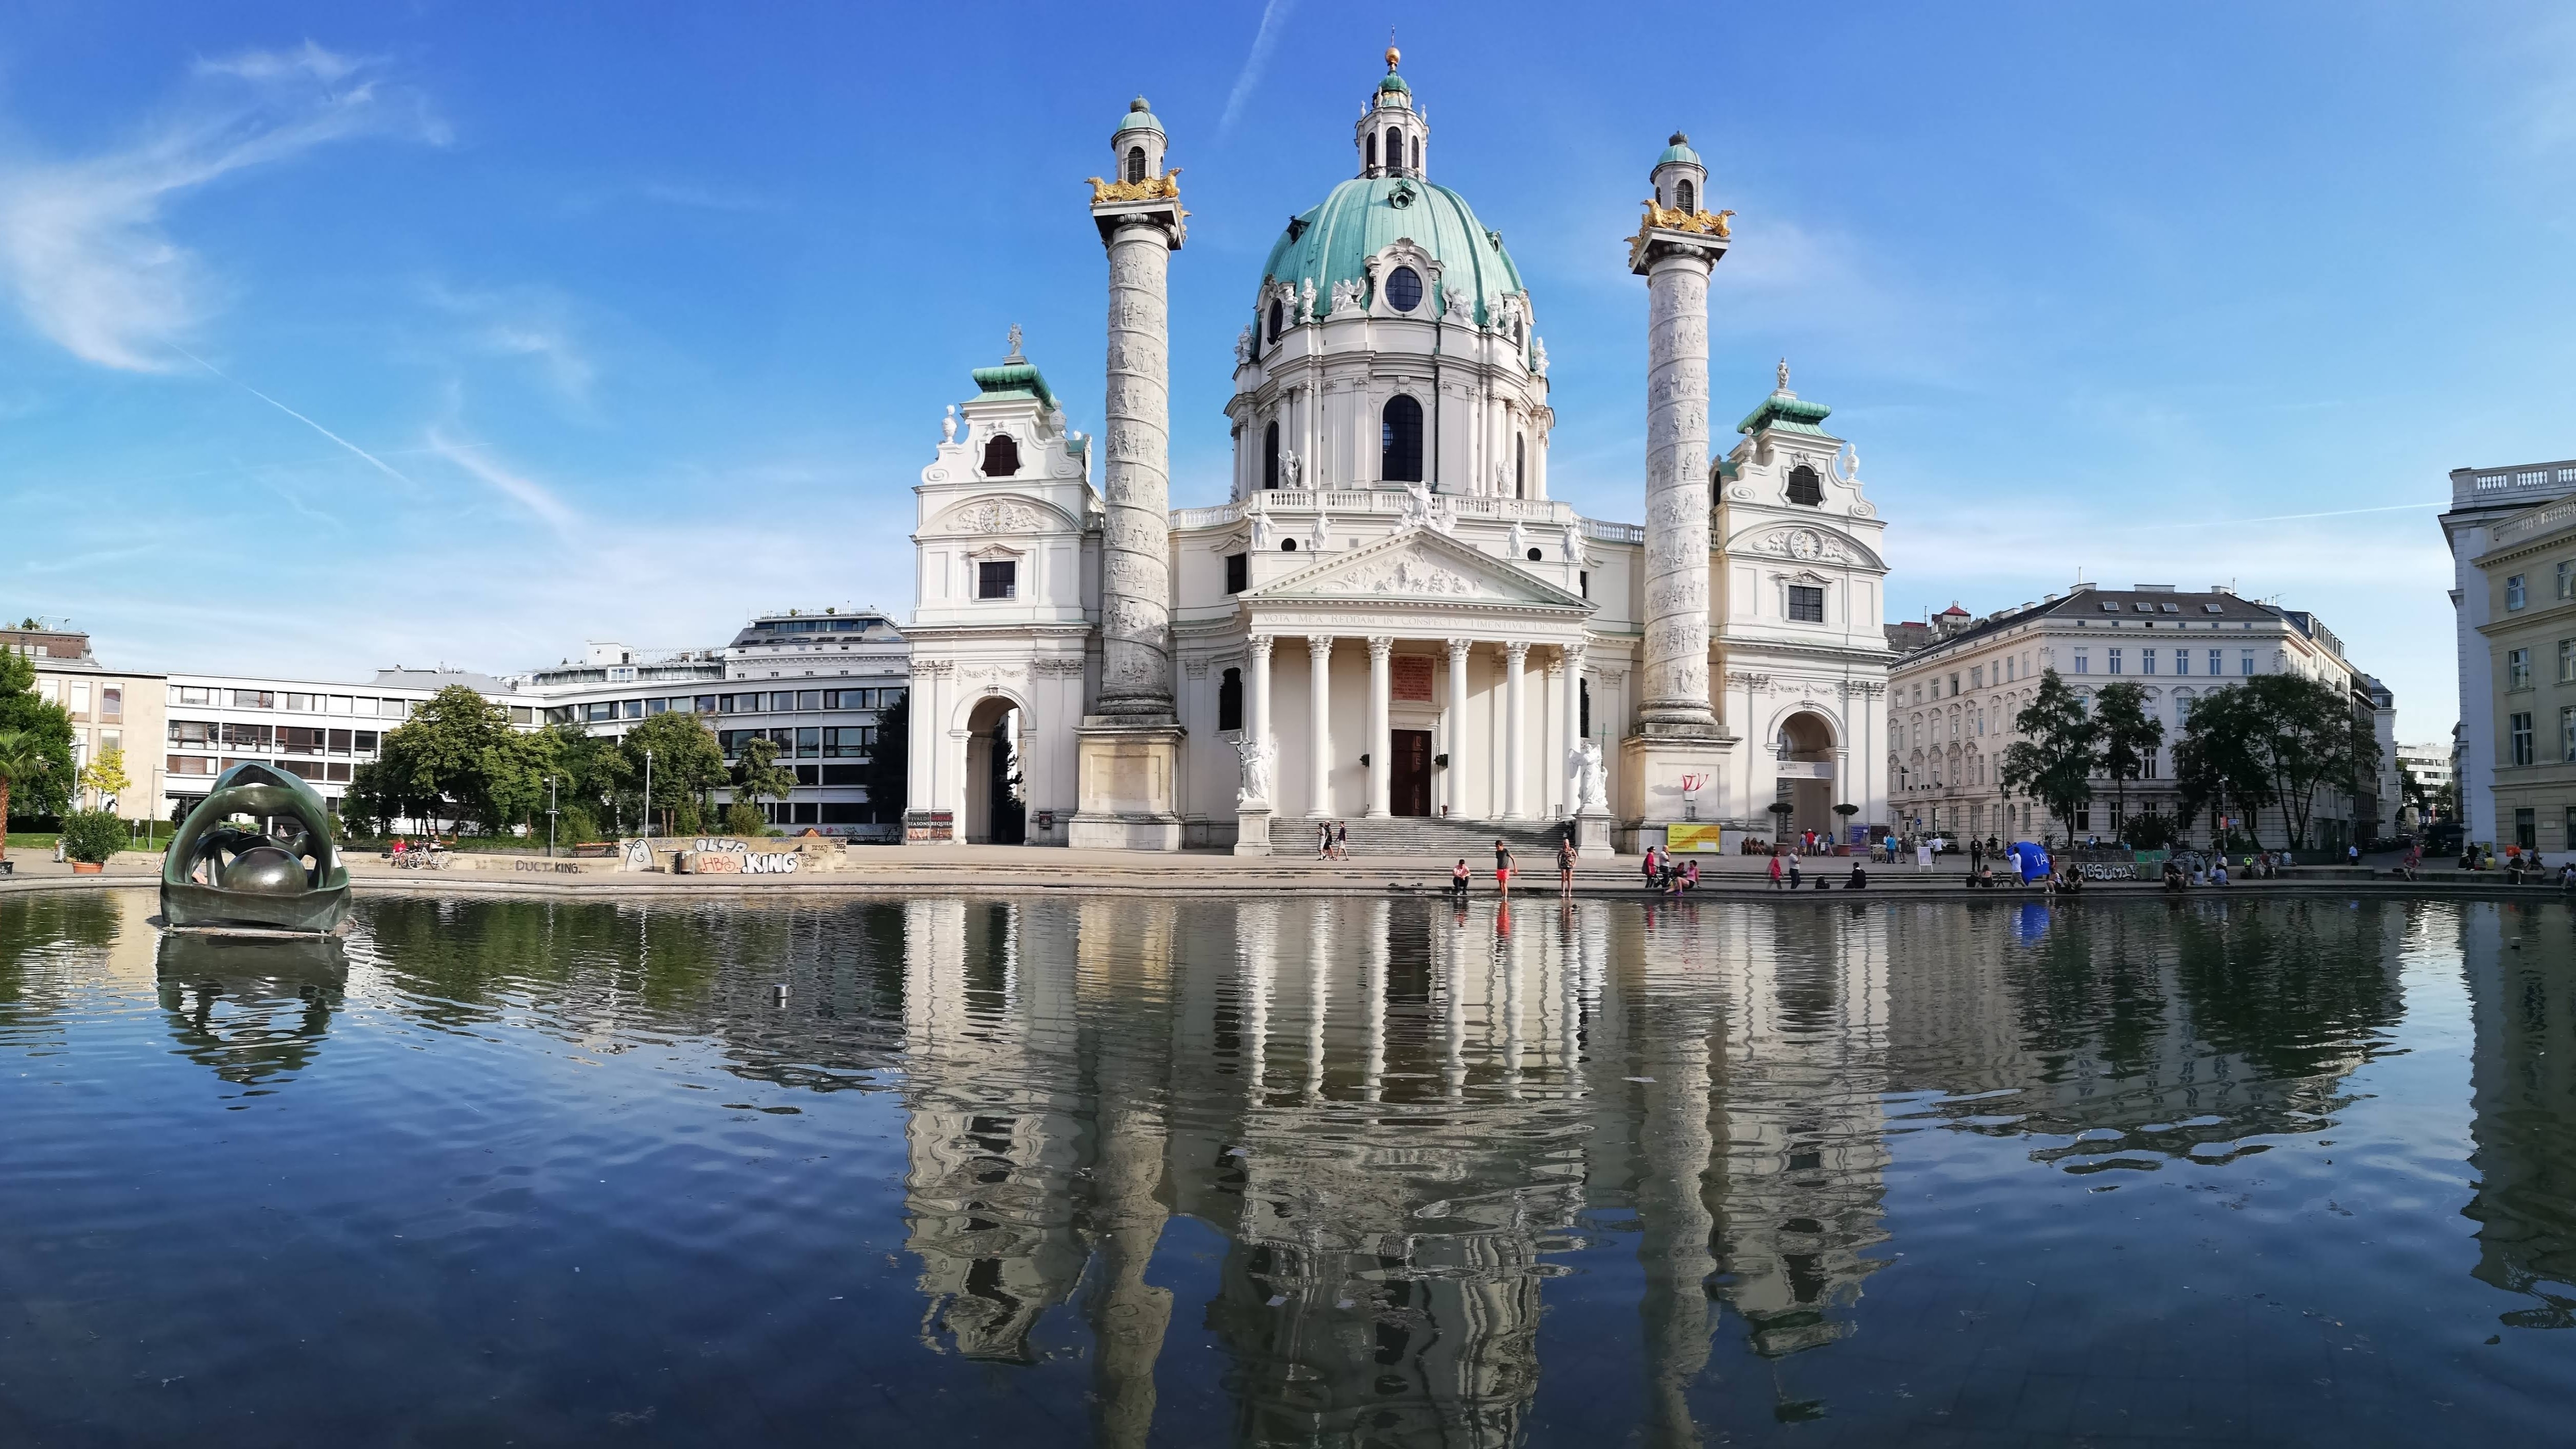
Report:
154,930,347,1089
888,895,1899,1444
161,762,350,934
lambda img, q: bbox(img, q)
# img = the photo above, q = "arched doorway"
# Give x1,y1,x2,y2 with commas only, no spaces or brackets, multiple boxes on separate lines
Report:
963,696,1026,845
1773,711,1838,845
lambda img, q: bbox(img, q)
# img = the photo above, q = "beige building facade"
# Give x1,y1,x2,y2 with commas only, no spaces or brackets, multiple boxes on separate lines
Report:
7,627,167,819
1885,583,2371,850
2469,494,2576,852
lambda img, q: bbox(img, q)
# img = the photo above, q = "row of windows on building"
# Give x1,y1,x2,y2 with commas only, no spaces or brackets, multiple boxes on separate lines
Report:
2498,641,2576,691
2501,562,2576,611
1898,751,2164,790
32,679,121,719
169,721,381,754
1900,691,2210,749
167,685,439,718
2069,647,2257,677
556,688,904,724
714,726,877,759
2501,708,2576,767
166,755,357,783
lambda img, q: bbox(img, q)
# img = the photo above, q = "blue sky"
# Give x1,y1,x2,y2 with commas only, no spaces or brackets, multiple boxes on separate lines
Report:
3,2,2569,742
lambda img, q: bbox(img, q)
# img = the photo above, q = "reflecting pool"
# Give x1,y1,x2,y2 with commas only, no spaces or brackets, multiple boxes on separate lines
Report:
3,890,2571,1445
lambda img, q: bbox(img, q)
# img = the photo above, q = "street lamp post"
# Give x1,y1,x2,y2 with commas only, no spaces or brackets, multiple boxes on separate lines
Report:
545,775,558,858
642,749,654,843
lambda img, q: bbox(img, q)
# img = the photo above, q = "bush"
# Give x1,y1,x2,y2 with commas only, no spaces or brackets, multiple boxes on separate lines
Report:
555,804,601,846
59,810,131,864
722,802,771,838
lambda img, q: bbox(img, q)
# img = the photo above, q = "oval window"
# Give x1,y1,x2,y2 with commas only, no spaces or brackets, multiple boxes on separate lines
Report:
1525,547,1543,562
1282,537,1298,552
1385,266,1423,312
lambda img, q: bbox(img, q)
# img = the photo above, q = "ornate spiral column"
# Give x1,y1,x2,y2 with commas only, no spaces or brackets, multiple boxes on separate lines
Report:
1097,218,1176,719
1636,250,1717,734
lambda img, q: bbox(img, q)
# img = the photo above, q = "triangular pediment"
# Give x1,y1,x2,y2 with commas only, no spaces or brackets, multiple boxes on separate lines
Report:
1244,526,1590,609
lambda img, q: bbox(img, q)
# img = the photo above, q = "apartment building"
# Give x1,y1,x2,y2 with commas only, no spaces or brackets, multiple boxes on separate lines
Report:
7,626,166,816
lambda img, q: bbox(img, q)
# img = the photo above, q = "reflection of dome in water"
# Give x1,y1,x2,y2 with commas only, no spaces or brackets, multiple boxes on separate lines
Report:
221,845,307,895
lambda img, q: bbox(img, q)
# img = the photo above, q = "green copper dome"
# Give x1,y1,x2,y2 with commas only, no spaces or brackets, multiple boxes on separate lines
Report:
1657,131,1701,166
1258,176,1526,326
1115,97,1162,135
1378,72,1410,95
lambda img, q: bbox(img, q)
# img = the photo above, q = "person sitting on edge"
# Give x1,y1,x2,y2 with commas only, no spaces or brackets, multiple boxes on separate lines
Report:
1683,859,1701,891
2212,857,2230,887
2163,858,2187,891
1846,861,1867,889
1451,859,1472,902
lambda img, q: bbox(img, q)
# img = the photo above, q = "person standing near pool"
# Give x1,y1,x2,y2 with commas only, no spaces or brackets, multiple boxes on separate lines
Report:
1557,836,1578,897
1494,839,1516,896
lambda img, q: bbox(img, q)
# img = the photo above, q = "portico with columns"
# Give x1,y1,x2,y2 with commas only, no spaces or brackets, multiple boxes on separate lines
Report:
904,57,1891,854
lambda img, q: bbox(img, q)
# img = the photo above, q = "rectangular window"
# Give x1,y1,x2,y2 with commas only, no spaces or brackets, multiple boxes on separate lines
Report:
2176,697,2193,724
2174,650,2190,675
2561,561,2575,600
797,690,822,710
2108,649,2124,675
587,703,613,722
233,690,273,709
978,560,1017,600
1787,586,1825,622
381,698,408,717
100,686,121,720
2510,648,2533,690
797,727,821,758
823,726,876,757
2563,706,2576,763
328,729,352,754
509,706,535,726
621,699,644,719
283,693,314,713
2206,649,2221,676
1225,553,1248,594
644,698,668,716
1579,570,1590,598
2141,649,2157,675
2508,574,2528,610
2073,651,2090,675
354,731,379,753
329,695,353,715
2562,641,2575,683
2238,649,2254,676
1970,665,1984,688
2516,807,2538,850
2511,711,2535,766
695,696,718,714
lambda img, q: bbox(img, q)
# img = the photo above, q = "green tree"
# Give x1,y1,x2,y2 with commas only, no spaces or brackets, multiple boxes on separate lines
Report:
78,745,132,814
859,691,909,826
1998,668,2098,843
2092,682,2166,838
0,650,75,821
2174,684,2275,849
372,685,553,836
2174,676,2376,852
731,734,797,829
0,727,60,864
621,711,728,836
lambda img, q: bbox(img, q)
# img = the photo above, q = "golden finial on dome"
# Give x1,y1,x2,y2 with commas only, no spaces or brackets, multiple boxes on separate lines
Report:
1386,43,1400,71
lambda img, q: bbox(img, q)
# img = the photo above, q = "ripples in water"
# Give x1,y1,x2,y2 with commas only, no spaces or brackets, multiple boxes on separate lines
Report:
0,889,2570,1445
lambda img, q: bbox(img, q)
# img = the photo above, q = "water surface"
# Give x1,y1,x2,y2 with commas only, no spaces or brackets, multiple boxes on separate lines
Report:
1,889,2568,1445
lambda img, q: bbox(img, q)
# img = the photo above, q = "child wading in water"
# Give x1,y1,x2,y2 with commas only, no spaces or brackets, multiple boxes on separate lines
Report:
1557,837,1579,897
1493,839,1516,897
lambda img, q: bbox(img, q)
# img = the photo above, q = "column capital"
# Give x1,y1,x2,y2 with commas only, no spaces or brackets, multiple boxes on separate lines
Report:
1247,633,1274,659
1305,633,1335,655
1444,637,1473,660
1503,641,1531,664
1366,635,1395,661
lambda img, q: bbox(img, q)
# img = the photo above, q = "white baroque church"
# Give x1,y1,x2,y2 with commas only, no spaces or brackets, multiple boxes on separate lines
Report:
905,52,1892,855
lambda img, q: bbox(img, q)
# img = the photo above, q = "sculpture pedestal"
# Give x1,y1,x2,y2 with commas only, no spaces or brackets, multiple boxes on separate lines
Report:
1573,808,1615,859
1232,804,1274,857
1068,719,1185,852
1618,733,1735,854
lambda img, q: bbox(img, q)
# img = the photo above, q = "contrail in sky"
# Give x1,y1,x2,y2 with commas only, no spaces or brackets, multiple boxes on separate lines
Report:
168,343,417,488
1220,0,1298,136
2134,501,2442,531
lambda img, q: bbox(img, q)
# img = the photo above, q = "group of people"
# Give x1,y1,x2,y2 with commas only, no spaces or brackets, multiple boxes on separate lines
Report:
1313,821,1350,859
1450,835,1586,902
1639,844,1705,896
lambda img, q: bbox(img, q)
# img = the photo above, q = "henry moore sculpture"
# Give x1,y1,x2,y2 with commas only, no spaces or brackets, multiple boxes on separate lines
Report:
161,762,352,934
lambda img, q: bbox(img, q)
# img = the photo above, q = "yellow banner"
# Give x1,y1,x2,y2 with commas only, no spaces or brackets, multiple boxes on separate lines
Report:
1667,825,1727,854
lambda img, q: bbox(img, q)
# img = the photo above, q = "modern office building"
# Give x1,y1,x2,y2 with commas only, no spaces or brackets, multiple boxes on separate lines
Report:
160,667,530,820
2443,457,2576,849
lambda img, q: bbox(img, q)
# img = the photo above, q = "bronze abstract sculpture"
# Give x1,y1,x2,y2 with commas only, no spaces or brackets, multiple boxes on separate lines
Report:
161,762,352,934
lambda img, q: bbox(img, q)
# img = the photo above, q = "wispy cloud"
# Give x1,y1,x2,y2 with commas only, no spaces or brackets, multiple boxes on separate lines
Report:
0,44,441,371
1220,0,1298,136
426,429,581,534
423,282,596,402
170,343,419,488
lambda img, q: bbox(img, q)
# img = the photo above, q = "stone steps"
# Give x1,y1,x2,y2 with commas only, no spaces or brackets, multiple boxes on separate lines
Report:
1269,815,1574,858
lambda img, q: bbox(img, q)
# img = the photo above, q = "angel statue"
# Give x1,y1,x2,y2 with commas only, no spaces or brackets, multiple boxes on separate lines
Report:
1234,326,1254,366
1572,740,1608,814
1280,448,1301,487
1530,338,1549,376
1297,277,1318,324
1234,735,1277,808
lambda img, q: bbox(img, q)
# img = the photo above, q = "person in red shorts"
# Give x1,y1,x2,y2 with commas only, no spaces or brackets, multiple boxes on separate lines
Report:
1494,839,1515,896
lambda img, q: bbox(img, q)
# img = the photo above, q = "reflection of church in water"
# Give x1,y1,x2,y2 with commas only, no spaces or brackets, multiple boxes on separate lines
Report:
890,896,1893,1443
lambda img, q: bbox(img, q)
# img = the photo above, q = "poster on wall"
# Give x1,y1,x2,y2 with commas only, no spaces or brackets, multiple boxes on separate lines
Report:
1667,824,1727,854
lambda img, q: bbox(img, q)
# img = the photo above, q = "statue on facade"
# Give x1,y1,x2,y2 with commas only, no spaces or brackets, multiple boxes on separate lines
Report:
1249,504,1273,551
940,404,956,443
1530,338,1548,376
1330,277,1365,316
1297,277,1318,324
1309,508,1332,552
1561,517,1583,561
1431,494,1459,534
1508,518,1529,558
1280,448,1301,488
1402,479,1434,527
1234,326,1253,365
1234,735,1276,807
1006,323,1025,361
161,762,351,934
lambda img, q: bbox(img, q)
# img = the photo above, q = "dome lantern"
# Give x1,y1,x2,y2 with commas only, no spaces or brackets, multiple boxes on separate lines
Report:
1650,130,1708,217
1112,96,1168,186
1354,48,1427,180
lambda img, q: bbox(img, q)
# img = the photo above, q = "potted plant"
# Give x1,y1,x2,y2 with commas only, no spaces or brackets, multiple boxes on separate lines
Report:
59,809,129,874
1832,802,1860,855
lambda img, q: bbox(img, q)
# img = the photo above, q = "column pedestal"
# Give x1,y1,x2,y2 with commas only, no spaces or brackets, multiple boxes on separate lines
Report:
1617,734,1736,855
1069,719,1185,851
1232,804,1273,857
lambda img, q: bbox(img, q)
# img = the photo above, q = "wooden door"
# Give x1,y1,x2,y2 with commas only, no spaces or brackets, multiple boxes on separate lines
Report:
1392,729,1434,817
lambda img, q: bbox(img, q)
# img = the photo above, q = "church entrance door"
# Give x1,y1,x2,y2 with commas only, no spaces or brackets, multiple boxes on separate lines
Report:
1391,729,1433,817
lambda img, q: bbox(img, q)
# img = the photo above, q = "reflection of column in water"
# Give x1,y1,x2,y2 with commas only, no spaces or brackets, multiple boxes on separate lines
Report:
1078,898,1176,1447
899,899,1089,1362
1305,901,1332,1103
1502,907,1527,1100
1637,981,1718,1444
1241,900,1277,1105
1363,899,1389,1106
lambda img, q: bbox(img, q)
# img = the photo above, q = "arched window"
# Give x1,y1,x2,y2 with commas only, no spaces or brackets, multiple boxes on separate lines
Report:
1218,668,1244,732
1124,147,1146,185
1386,127,1403,172
1384,266,1423,312
1267,298,1283,345
1513,433,1526,499
1366,133,1377,170
1262,421,1280,490
1787,464,1823,506
1381,395,1424,482
981,433,1020,478
1675,178,1696,213
1410,134,1420,171
1578,678,1591,739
